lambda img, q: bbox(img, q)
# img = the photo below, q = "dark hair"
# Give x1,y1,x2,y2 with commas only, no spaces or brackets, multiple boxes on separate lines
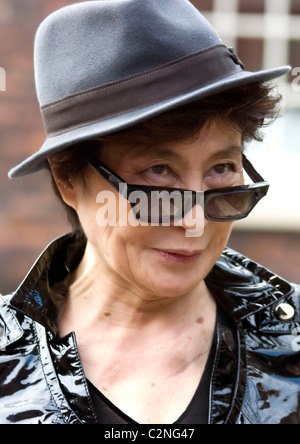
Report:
47,82,282,237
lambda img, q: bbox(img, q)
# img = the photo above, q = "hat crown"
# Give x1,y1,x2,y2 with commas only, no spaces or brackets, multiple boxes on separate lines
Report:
9,0,290,178
34,0,221,105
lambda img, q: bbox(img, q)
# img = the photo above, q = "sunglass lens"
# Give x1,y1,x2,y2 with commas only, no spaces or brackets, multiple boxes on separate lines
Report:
129,189,195,223
151,190,187,223
205,190,256,220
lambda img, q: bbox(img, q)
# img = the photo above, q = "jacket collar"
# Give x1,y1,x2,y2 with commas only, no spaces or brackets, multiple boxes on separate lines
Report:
9,233,294,333
10,233,86,335
205,248,295,324
0,295,24,350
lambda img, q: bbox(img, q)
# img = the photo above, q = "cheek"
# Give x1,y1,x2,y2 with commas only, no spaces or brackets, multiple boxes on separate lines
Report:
100,226,169,293
90,218,153,280
205,221,233,254
72,180,159,285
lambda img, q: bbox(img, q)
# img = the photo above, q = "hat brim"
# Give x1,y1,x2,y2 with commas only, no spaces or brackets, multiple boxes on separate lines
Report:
9,66,290,178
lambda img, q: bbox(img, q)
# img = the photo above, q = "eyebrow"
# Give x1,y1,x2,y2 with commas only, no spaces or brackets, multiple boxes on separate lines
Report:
208,146,244,161
126,145,182,161
127,144,243,162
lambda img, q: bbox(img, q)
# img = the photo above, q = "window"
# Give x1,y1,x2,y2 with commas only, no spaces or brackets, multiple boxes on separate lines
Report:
289,40,300,68
291,0,300,15
239,0,265,14
201,0,300,106
190,0,213,12
199,0,300,230
237,38,264,71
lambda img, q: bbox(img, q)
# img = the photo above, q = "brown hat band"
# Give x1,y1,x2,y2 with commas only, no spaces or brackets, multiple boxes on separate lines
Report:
41,44,244,138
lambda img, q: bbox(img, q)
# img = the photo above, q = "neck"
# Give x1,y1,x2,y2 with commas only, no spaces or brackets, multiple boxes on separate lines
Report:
58,240,216,338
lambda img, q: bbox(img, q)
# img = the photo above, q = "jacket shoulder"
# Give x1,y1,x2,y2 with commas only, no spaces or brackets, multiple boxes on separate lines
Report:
0,293,24,350
207,247,298,327
290,283,300,310
291,283,300,298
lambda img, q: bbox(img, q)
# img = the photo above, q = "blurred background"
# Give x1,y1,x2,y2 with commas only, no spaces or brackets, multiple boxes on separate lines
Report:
0,0,299,294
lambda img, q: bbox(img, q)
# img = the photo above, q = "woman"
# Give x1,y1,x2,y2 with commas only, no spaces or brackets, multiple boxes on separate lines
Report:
1,0,300,424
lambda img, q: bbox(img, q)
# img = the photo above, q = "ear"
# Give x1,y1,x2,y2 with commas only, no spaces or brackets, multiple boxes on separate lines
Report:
48,158,79,211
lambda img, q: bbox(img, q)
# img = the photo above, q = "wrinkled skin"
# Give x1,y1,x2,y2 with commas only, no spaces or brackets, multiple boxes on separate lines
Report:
0,234,299,424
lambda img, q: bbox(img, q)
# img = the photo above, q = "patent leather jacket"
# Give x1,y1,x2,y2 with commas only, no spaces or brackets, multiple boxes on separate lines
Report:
1,233,300,424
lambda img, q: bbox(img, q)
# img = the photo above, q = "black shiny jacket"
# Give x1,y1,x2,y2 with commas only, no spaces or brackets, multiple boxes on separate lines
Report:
1,234,300,424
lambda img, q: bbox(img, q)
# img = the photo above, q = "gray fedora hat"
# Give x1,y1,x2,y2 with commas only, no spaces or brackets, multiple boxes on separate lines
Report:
9,0,290,178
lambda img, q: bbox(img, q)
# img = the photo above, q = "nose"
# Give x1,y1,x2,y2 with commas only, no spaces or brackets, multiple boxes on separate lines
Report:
174,199,205,238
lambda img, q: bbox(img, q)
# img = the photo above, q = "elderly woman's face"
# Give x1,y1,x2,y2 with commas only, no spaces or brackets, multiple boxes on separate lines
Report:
72,120,243,298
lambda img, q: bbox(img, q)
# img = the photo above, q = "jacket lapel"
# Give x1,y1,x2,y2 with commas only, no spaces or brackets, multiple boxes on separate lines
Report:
208,307,247,424
0,295,23,351
9,234,86,335
206,248,295,324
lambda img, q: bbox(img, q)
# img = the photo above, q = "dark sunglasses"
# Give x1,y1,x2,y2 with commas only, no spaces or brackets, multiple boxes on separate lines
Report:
85,154,269,224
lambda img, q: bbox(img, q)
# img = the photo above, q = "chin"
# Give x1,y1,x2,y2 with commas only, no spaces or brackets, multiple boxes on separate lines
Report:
140,265,207,299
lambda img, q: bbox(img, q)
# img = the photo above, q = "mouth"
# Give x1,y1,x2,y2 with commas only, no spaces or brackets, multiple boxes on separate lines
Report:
156,249,202,264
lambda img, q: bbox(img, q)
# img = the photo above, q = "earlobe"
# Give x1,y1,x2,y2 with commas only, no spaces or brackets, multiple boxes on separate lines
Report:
57,178,79,211
48,160,79,210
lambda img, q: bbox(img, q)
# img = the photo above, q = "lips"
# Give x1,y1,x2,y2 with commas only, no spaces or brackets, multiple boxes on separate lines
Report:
156,248,202,264
163,249,201,256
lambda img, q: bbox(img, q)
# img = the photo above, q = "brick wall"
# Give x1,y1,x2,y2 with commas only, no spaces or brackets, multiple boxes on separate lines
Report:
0,0,78,294
228,231,300,283
0,0,299,295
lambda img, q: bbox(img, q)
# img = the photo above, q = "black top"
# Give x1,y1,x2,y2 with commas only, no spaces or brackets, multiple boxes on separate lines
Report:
88,312,218,425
